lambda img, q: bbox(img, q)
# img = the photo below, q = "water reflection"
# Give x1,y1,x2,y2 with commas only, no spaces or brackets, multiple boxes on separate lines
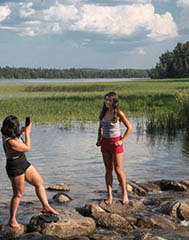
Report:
0,119,189,206
181,136,189,164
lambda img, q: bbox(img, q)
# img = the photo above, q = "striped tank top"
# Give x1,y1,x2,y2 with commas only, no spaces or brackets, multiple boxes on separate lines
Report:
100,119,121,138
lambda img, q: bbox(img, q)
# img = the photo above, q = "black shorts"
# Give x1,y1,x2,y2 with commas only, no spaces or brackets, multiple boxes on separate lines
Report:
6,154,31,178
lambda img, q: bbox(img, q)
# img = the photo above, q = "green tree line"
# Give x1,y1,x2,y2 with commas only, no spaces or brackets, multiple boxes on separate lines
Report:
148,41,189,79
0,67,149,79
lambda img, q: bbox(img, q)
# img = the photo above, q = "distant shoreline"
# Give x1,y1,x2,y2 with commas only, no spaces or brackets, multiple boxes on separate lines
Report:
0,77,149,84
0,67,149,79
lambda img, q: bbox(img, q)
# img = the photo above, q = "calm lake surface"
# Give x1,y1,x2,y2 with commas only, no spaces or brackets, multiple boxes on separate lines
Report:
0,118,189,226
0,78,147,84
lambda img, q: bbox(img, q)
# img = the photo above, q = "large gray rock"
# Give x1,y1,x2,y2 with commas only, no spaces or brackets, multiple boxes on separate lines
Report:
127,181,148,196
160,200,189,220
53,192,72,203
136,214,177,230
28,209,96,239
47,182,70,192
0,224,26,240
153,179,187,192
20,232,42,240
135,181,161,192
91,212,133,234
81,203,105,217
99,198,146,217
91,233,124,240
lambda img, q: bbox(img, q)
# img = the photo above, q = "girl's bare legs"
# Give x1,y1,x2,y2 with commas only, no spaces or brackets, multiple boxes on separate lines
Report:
113,153,129,205
9,174,25,229
25,165,59,215
102,153,114,204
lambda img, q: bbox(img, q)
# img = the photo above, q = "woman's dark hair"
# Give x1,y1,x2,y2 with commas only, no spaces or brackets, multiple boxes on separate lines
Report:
1,115,20,138
99,91,120,122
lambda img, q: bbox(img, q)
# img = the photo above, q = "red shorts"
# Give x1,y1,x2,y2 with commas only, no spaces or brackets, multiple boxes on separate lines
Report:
101,136,123,154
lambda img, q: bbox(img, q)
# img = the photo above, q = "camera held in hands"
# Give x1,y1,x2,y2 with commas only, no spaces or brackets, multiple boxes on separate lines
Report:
25,116,30,127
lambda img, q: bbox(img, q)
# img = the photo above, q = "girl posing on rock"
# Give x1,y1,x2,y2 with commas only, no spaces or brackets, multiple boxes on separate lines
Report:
1,115,59,229
96,92,132,205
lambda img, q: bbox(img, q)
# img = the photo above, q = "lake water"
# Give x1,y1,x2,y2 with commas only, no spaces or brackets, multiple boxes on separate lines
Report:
0,118,189,225
0,78,147,84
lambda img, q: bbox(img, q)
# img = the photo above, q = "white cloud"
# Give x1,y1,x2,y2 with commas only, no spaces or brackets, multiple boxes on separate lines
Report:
0,25,16,30
50,23,61,33
131,48,146,55
71,4,152,36
0,1,178,41
177,0,189,7
24,21,40,25
176,0,189,31
19,27,36,36
116,0,151,2
43,2,78,22
19,2,35,18
147,12,178,41
0,5,11,22
71,3,178,41
153,0,168,2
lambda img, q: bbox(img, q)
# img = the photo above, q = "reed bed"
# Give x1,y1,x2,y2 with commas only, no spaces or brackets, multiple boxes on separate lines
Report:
0,79,189,135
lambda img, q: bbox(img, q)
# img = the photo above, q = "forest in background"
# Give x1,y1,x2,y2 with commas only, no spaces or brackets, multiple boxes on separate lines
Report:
0,67,149,79
148,41,189,79
1,41,189,80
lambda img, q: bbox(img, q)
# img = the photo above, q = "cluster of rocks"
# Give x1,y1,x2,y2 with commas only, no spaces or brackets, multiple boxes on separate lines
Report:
1,179,189,240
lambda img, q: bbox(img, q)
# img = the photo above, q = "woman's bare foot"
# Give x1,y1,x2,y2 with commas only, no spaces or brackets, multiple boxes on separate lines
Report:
122,193,129,205
105,196,112,205
8,221,21,230
42,205,59,215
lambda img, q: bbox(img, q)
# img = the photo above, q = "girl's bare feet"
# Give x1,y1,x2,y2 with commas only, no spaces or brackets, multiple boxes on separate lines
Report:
122,193,129,205
42,205,59,215
8,220,21,230
105,196,112,205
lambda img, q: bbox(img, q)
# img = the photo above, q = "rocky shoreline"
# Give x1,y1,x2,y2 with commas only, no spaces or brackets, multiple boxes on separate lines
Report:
1,179,189,240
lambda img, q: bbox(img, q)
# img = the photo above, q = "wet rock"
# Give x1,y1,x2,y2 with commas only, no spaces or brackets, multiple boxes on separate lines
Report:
91,212,133,234
136,181,161,192
180,180,189,188
178,200,189,220
159,201,178,218
81,203,105,217
160,200,189,220
99,198,146,217
142,197,161,206
153,179,187,192
20,232,42,239
90,233,124,240
136,214,177,230
0,224,26,240
134,231,168,240
28,209,96,239
127,182,148,196
47,182,70,192
65,237,89,240
53,192,72,203
38,236,61,240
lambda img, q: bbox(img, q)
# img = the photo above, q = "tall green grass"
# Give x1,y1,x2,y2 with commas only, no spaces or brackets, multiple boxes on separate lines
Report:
0,79,189,135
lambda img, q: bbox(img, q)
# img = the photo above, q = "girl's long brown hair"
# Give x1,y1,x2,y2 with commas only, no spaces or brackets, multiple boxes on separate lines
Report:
99,92,120,123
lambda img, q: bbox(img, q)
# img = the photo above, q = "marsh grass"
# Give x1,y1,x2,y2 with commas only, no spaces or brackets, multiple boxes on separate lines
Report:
0,79,189,135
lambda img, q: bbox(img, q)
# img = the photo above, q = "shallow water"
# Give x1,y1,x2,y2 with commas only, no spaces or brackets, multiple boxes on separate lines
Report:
0,78,145,84
0,118,189,225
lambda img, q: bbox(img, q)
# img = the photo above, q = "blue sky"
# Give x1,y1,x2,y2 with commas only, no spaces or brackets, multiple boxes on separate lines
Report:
0,0,189,69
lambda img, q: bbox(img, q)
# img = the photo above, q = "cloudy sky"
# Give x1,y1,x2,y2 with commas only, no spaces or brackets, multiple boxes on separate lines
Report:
0,0,189,69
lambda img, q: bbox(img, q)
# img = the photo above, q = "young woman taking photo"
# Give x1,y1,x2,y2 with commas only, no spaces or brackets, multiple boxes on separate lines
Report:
96,92,132,205
1,115,59,229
